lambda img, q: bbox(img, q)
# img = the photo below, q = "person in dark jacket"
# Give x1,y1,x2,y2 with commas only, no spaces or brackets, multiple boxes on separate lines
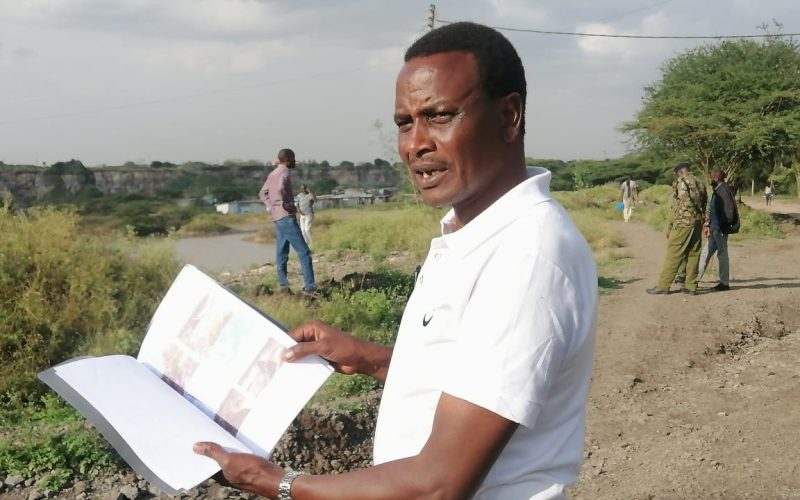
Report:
698,169,738,291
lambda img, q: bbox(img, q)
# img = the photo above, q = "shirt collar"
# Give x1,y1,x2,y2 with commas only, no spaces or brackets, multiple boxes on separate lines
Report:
437,167,553,256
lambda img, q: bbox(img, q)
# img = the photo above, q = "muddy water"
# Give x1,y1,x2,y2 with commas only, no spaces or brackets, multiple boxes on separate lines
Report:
174,231,276,274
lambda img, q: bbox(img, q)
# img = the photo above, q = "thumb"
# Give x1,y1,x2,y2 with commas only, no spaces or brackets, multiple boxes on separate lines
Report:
193,442,229,466
284,340,325,362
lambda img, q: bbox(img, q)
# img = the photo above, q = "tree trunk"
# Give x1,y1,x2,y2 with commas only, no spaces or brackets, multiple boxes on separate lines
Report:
795,163,800,200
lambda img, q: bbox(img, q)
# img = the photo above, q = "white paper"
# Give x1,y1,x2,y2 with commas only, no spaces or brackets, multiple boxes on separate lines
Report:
137,265,333,456
51,355,250,492
40,265,333,493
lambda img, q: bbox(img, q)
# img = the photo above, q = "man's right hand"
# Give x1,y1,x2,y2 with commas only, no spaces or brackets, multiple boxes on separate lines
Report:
703,226,711,238
284,320,392,381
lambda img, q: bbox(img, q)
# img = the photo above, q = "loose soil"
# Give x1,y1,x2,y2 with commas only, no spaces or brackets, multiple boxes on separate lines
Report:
570,202,800,499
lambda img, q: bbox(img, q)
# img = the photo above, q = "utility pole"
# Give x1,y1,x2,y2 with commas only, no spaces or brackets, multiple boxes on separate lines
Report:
427,4,436,31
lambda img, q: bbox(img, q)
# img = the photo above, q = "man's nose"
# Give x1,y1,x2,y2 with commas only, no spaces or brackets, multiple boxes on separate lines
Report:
404,120,435,159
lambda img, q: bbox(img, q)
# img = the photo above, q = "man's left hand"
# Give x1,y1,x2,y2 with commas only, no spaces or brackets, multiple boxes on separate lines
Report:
193,442,285,497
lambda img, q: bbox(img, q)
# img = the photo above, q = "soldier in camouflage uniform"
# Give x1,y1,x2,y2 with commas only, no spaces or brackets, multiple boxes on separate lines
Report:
647,162,707,295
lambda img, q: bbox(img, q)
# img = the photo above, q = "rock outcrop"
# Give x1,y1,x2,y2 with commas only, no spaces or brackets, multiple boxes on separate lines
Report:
0,161,400,205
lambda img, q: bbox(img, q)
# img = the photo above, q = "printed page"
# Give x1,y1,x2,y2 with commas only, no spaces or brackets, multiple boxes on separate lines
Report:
39,355,251,493
137,265,333,456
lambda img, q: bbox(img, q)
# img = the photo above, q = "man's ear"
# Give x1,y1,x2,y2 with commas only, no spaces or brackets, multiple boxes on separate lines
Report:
499,92,523,143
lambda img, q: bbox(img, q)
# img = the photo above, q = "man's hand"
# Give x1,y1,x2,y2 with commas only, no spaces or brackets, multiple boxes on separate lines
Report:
283,202,297,214
285,320,392,381
703,226,711,238
193,442,284,498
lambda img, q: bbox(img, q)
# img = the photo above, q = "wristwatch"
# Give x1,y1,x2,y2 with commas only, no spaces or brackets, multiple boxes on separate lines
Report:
277,471,304,500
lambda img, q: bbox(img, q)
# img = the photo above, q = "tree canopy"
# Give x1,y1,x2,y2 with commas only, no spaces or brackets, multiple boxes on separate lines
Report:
624,35,800,195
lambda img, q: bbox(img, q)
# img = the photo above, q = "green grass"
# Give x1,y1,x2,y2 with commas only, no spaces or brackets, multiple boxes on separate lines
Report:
0,394,121,490
313,205,443,261
246,270,414,403
732,205,784,240
635,184,784,239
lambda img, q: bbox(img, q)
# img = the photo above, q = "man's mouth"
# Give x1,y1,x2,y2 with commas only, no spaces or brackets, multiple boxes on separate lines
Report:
412,166,448,188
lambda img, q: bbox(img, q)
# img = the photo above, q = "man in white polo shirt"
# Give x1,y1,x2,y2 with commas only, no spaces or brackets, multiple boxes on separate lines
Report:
194,21,597,500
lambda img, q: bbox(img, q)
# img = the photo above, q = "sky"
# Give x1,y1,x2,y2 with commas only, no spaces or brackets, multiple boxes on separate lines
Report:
0,0,798,166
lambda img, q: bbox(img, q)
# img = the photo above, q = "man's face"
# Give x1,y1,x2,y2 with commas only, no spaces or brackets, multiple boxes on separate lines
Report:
710,171,723,186
676,168,689,178
394,51,511,210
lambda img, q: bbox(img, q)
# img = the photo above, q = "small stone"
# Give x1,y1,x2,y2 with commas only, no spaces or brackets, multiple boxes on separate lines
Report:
119,483,140,500
76,493,87,500
27,489,44,500
73,481,89,495
717,411,728,417
4,474,25,487
25,478,36,487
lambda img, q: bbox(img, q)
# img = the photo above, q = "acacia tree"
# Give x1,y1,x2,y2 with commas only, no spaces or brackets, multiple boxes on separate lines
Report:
624,35,800,195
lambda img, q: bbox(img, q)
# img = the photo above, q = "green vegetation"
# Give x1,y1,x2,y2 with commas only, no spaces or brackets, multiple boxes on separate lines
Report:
635,184,784,239
313,205,443,261
248,270,415,402
0,394,122,490
0,181,783,489
624,32,800,197
0,206,177,485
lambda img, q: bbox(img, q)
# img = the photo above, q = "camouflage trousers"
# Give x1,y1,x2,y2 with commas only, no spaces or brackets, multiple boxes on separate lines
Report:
657,222,703,292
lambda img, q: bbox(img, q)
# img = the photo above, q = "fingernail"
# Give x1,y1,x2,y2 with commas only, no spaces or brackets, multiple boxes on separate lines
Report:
284,350,295,361
193,443,204,453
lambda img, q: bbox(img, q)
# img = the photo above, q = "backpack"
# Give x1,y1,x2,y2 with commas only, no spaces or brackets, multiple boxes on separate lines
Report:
718,184,740,235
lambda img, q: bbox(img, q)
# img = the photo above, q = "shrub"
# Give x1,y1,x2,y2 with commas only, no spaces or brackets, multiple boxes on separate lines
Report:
733,205,783,240
0,206,177,400
314,206,441,261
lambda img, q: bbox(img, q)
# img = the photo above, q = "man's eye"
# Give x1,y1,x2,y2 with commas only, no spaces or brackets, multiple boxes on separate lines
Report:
395,119,412,131
429,112,457,124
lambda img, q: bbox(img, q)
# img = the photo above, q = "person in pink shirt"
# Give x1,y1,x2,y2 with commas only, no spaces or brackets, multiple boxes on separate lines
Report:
259,148,316,293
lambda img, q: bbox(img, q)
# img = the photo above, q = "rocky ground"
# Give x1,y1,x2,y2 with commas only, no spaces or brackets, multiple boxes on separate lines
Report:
2,202,799,499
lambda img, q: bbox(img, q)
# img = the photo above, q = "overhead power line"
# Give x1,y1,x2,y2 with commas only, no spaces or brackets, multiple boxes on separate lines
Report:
435,19,797,40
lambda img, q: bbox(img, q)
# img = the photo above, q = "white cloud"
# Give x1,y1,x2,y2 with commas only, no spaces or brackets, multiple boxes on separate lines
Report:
137,39,292,75
576,12,671,61
489,0,549,25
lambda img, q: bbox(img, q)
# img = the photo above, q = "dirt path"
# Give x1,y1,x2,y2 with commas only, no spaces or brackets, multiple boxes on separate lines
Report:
742,196,800,223
570,215,800,499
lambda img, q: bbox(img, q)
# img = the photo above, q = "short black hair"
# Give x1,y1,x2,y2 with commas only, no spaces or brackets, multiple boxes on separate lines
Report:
278,148,295,162
405,22,527,135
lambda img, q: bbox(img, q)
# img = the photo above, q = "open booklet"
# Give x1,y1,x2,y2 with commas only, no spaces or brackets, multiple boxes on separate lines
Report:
38,265,333,494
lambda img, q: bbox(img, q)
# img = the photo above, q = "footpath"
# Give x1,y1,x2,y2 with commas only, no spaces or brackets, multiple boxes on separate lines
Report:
571,211,800,499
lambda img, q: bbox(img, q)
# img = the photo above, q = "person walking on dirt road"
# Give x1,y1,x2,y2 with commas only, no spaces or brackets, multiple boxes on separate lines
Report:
647,162,707,295
620,177,638,223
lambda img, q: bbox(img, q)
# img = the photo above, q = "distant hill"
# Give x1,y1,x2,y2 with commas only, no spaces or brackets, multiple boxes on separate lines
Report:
0,159,401,206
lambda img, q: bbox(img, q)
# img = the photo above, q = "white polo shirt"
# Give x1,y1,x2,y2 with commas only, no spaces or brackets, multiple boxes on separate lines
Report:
373,168,598,499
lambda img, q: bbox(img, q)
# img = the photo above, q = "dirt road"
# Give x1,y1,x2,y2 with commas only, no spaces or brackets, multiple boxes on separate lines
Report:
570,214,800,499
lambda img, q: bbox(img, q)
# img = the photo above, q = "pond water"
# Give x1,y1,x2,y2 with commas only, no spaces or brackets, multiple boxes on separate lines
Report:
174,231,276,274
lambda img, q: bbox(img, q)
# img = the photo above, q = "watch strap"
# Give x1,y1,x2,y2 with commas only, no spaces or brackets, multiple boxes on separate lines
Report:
277,470,304,500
